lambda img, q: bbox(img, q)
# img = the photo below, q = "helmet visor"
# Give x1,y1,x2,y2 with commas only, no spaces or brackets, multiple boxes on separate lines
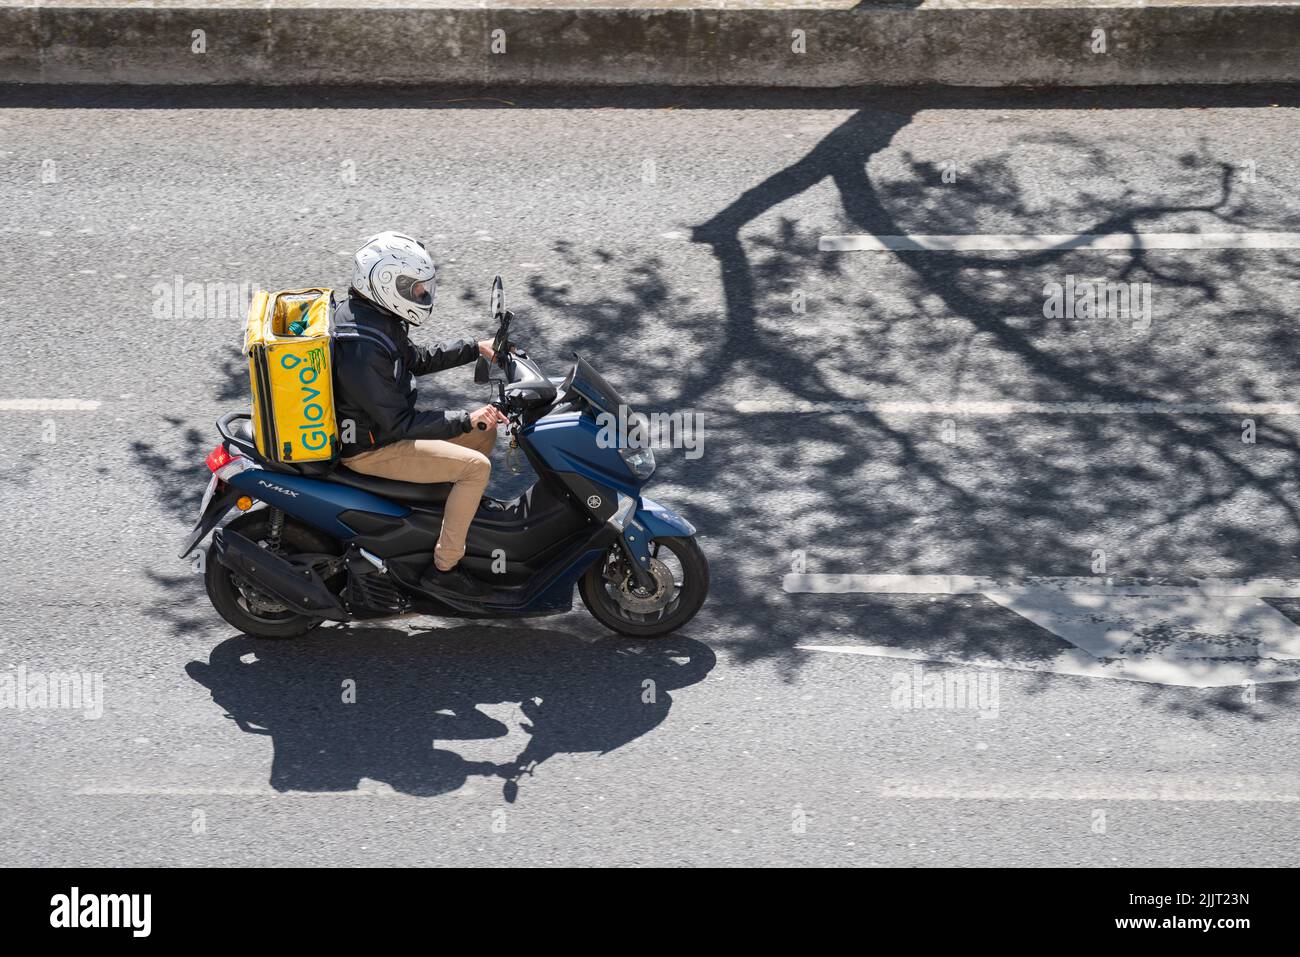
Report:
395,274,434,307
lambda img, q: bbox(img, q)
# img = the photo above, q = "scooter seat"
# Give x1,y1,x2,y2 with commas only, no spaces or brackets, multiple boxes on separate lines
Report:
328,468,453,505
226,414,450,503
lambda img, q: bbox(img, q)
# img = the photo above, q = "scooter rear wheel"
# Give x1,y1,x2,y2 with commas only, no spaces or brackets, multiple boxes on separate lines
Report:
579,536,708,638
204,511,338,639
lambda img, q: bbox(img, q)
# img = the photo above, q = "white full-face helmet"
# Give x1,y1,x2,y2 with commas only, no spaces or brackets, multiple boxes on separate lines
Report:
351,231,436,325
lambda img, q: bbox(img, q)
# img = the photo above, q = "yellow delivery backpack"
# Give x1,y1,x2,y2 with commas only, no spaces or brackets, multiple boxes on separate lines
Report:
243,288,339,465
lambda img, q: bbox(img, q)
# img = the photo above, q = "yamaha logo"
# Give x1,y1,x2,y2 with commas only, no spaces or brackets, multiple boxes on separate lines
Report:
586,495,602,509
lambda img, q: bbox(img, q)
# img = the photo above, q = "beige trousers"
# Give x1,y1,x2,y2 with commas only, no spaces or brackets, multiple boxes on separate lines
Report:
342,426,498,570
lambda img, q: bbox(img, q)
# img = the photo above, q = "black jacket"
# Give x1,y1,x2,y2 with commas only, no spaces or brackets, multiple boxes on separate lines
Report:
332,292,479,457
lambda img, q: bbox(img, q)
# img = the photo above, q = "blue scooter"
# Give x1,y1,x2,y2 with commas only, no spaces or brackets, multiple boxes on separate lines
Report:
180,277,708,640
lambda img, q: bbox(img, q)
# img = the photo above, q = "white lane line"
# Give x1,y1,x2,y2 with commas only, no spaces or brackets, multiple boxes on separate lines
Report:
784,574,1300,598
878,776,1300,802
77,786,402,798
796,643,1300,687
819,232,1300,252
790,574,1300,687
0,399,101,411
85,779,1300,802
736,399,1300,416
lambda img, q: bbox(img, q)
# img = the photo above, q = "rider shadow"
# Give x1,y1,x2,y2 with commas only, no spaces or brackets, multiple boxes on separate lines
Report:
186,624,715,802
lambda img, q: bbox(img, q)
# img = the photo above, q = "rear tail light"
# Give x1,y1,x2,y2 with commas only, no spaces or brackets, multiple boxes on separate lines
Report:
205,443,253,482
205,445,233,473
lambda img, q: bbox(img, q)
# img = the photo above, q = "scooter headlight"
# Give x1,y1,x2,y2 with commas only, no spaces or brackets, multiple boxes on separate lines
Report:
620,445,656,480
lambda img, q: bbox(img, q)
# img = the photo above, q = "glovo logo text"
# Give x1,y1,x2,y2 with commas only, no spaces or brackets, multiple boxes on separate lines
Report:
280,348,330,452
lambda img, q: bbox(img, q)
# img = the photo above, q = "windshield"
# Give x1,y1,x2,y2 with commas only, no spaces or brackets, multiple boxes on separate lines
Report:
569,353,627,417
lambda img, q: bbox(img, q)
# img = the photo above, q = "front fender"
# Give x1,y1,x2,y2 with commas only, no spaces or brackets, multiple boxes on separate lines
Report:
635,496,696,538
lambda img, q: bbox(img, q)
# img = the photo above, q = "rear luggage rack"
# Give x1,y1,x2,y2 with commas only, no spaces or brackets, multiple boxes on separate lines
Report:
216,412,335,477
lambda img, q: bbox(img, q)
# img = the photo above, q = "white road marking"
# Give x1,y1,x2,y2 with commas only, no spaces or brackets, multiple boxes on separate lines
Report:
788,574,1300,687
735,399,1300,416
80,779,1300,803
785,574,1300,599
0,399,101,411
878,776,1300,802
797,643,1300,687
78,784,402,797
77,779,1300,803
819,232,1300,252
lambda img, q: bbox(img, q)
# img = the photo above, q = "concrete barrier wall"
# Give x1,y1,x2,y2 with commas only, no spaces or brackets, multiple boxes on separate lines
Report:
2,4,1298,86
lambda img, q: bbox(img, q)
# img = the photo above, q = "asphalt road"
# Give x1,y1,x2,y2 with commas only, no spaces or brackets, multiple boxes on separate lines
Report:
2,85,1299,866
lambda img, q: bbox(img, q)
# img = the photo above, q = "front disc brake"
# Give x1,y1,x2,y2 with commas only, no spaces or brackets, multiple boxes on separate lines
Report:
614,557,676,614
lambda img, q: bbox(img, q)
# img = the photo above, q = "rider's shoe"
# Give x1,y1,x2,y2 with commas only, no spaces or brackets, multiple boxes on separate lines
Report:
420,563,490,599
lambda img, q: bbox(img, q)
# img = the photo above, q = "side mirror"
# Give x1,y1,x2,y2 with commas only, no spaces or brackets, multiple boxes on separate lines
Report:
489,276,504,322
474,356,491,384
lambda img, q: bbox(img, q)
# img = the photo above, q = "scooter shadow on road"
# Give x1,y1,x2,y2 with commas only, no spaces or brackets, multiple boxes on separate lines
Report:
185,625,715,802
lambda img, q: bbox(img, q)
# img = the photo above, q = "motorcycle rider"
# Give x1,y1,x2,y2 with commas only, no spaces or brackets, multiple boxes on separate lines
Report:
332,231,507,598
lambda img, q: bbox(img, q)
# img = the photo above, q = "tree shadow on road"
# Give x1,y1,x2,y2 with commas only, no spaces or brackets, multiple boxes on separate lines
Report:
186,625,715,801
526,97,1300,713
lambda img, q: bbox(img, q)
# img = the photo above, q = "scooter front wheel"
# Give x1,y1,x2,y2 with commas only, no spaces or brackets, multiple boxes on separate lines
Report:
579,536,708,638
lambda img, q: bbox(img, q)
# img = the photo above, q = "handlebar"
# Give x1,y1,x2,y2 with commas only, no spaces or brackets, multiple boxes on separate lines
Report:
475,383,514,430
